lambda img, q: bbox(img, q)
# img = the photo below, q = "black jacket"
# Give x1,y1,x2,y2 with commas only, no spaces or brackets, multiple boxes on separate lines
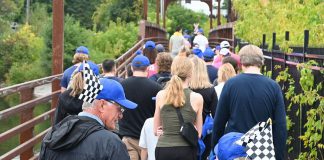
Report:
40,115,130,160
53,89,83,124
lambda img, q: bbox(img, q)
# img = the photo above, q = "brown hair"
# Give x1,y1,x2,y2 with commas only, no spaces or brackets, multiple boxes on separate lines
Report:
217,63,236,83
177,46,192,57
72,53,89,64
69,72,84,97
165,57,193,107
189,56,212,89
156,52,173,73
143,48,158,64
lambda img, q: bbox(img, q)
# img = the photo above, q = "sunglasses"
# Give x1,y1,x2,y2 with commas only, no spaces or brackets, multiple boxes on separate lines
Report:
107,100,125,113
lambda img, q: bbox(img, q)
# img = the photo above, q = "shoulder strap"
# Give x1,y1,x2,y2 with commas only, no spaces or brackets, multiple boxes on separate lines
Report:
176,108,184,126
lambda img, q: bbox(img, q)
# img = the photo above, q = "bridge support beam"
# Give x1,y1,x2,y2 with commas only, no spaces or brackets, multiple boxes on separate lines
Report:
52,0,64,122
156,0,160,25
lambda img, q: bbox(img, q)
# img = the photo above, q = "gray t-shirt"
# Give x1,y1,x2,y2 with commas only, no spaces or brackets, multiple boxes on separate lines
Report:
170,34,184,56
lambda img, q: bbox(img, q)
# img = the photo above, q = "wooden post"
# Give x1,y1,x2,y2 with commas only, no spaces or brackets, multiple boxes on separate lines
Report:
217,0,221,25
52,0,64,122
19,88,34,160
156,0,160,25
144,0,148,20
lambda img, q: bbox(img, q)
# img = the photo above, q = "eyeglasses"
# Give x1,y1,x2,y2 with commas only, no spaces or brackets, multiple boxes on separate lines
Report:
108,100,125,113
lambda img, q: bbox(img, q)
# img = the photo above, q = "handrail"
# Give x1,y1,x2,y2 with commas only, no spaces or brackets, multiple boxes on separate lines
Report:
0,128,51,160
0,74,62,97
0,109,55,143
0,91,60,120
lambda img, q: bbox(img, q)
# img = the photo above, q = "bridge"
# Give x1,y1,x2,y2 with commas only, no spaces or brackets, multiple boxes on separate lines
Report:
0,0,323,160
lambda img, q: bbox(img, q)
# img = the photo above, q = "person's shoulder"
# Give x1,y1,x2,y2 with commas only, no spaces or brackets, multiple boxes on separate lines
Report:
63,65,77,74
190,90,203,101
90,129,121,142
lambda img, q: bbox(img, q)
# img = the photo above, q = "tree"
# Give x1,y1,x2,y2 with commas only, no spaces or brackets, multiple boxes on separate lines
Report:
166,4,208,35
92,0,143,31
0,25,46,83
65,0,102,29
233,0,324,48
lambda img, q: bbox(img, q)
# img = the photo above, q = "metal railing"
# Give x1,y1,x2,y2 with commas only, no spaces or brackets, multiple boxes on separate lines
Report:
0,74,62,160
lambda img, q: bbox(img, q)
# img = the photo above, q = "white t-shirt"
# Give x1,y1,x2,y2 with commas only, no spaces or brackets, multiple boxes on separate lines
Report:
139,118,158,160
193,34,209,52
215,82,225,100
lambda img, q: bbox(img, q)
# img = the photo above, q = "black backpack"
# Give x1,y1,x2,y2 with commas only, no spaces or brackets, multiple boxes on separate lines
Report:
156,76,171,88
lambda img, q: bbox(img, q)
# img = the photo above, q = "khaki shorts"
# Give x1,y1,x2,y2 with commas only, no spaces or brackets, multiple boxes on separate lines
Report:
122,136,141,160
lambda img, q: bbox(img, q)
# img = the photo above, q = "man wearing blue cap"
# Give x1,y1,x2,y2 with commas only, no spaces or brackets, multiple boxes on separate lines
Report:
203,47,218,84
193,28,209,52
119,55,162,160
40,78,137,160
60,46,100,92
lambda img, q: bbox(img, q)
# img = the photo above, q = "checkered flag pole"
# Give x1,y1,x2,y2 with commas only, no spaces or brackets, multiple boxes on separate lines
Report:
236,118,275,160
78,61,103,103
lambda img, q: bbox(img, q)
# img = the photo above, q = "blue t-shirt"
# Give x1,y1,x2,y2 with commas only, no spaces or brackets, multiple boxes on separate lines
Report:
60,61,100,88
212,73,287,160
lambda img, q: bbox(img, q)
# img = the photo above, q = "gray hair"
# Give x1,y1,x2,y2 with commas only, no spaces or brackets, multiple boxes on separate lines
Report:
238,45,264,68
82,101,95,110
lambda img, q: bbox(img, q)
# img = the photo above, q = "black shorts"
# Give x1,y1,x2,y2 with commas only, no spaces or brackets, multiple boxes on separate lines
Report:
155,146,197,160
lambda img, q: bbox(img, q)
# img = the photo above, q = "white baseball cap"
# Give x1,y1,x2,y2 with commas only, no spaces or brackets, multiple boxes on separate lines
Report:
219,48,230,56
220,41,230,48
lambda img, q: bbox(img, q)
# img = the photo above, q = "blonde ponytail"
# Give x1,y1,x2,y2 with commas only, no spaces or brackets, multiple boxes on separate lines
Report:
165,75,185,107
69,72,84,97
164,57,193,108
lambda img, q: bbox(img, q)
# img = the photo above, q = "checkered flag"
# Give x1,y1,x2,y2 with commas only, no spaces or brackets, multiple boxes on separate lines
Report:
236,118,275,160
78,61,103,103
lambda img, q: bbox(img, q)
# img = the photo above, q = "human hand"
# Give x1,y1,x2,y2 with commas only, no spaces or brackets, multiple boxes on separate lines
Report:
157,126,163,136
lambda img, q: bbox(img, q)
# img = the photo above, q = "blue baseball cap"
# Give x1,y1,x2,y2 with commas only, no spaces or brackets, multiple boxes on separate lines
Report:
192,48,203,58
145,41,156,49
215,45,221,51
214,132,247,160
203,47,215,61
156,44,165,52
132,55,150,67
198,28,204,33
75,46,89,55
96,78,137,109
135,49,143,55
78,61,100,75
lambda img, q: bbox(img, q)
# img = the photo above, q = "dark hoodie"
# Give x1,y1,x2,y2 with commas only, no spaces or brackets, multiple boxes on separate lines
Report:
40,115,130,160
54,89,83,124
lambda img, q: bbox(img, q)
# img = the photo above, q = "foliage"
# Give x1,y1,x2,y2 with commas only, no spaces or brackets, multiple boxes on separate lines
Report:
275,61,324,159
63,16,93,69
0,0,24,36
92,0,142,31
89,19,138,62
64,0,102,29
0,25,46,83
233,0,324,48
166,4,208,35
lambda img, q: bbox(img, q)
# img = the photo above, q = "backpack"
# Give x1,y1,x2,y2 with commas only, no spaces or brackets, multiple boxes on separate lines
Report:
156,76,171,88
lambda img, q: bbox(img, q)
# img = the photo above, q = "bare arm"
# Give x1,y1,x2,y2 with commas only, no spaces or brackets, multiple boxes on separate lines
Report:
140,148,148,160
61,87,66,93
191,92,203,138
154,90,164,136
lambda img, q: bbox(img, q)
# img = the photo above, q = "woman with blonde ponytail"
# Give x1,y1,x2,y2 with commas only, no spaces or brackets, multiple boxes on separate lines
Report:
154,57,203,160
53,70,85,124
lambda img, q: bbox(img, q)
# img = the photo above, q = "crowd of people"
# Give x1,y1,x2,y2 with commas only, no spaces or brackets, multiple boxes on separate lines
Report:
40,24,287,160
